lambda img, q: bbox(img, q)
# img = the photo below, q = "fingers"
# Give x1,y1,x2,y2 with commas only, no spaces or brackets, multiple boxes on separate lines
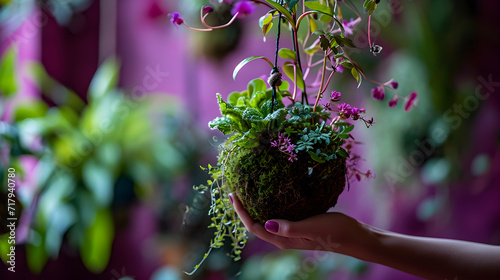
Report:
264,219,311,239
229,193,297,248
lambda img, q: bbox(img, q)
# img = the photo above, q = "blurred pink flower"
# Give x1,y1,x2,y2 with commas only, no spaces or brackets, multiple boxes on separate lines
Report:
404,91,418,111
371,86,385,101
231,1,255,18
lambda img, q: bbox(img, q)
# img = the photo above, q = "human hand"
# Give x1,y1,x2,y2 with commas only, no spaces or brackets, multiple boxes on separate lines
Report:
229,193,373,255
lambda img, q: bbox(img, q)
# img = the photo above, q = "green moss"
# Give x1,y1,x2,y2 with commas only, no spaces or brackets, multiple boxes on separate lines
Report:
224,146,346,224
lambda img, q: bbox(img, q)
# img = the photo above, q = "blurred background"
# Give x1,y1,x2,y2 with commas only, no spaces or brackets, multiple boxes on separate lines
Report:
0,0,499,279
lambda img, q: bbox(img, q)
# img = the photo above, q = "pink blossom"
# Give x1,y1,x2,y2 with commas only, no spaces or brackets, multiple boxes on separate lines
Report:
388,96,398,108
170,12,184,28
330,91,342,102
371,86,385,101
404,91,418,111
231,1,255,18
337,103,352,118
203,6,214,13
342,18,356,36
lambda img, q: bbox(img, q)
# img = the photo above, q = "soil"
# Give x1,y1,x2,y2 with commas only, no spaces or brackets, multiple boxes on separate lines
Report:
225,146,347,224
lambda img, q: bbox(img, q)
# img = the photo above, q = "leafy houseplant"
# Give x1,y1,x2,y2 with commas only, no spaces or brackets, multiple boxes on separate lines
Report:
172,0,418,273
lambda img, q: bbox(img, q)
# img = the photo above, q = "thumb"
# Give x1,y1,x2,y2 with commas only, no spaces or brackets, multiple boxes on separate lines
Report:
264,219,311,238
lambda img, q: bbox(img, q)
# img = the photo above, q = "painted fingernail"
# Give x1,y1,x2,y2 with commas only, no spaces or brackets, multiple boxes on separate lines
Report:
229,194,234,205
265,221,279,233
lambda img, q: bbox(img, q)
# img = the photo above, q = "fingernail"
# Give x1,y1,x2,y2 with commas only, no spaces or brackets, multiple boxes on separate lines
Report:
229,194,234,205
265,221,279,233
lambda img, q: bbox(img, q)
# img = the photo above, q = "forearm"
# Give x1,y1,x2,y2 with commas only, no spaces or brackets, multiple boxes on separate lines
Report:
348,223,500,280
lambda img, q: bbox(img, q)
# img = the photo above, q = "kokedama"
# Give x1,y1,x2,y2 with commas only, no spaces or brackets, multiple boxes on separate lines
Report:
170,0,418,274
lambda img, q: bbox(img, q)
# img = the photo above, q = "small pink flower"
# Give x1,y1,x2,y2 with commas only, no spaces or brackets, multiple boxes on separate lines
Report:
355,173,362,181
390,80,399,89
404,91,418,111
231,1,255,18
337,103,352,118
330,91,342,102
388,96,398,108
335,58,345,73
342,18,356,36
170,12,184,28
371,86,385,101
203,6,214,13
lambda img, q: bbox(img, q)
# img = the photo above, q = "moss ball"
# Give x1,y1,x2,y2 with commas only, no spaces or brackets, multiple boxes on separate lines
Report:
225,146,346,224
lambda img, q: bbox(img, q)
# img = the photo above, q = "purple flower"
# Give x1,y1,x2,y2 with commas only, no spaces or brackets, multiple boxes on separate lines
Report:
330,91,342,102
390,80,398,89
170,12,184,27
231,1,255,18
350,107,361,120
342,18,356,36
335,58,345,73
355,173,361,181
337,103,352,118
404,91,418,111
288,153,298,162
285,143,295,154
203,6,214,13
371,86,385,101
388,96,398,108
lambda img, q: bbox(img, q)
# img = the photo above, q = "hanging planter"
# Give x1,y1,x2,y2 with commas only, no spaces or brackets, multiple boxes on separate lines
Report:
171,0,418,274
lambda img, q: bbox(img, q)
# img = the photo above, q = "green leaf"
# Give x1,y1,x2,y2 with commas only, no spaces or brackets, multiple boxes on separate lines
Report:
209,117,234,134
364,0,377,15
26,236,49,274
308,15,318,33
242,107,264,122
233,56,273,80
320,36,330,51
282,61,305,91
338,133,349,139
305,44,322,56
343,125,354,133
351,67,362,88
228,91,242,106
259,13,274,36
304,1,333,16
337,147,349,157
81,208,114,273
278,48,296,60
333,35,356,48
247,78,267,99
0,46,17,97
319,14,333,23
88,57,120,101
285,0,299,10
308,151,325,163
82,159,113,207
265,0,294,26
13,100,49,121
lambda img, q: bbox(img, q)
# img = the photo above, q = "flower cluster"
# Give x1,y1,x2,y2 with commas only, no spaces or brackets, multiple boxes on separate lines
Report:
371,79,418,111
271,133,297,162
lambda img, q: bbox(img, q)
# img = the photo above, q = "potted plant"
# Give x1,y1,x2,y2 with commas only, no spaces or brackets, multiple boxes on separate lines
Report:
171,0,417,274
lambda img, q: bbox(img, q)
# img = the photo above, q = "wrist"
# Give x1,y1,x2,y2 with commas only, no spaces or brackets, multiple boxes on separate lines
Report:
342,220,386,263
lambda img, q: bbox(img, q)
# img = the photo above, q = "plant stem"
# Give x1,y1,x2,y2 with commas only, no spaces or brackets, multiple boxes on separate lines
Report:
292,24,308,104
313,53,327,112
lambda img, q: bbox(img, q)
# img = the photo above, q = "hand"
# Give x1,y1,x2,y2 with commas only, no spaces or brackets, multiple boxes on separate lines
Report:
229,193,372,255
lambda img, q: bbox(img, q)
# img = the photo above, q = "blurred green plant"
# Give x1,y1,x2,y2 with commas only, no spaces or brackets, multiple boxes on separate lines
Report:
0,48,205,274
